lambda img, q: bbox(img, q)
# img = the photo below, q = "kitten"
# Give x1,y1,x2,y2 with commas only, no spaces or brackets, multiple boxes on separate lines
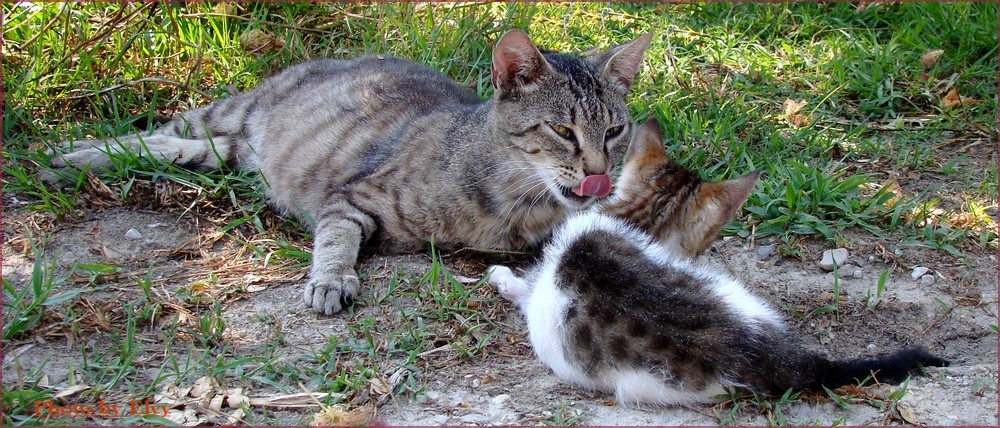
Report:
488,119,947,406
44,30,653,315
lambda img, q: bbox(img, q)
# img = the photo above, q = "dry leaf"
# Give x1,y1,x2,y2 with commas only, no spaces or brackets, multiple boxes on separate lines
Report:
898,404,919,424
240,29,285,55
920,49,944,68
879,177,903,210
209,394,225,412
191,376,219,399
941,88,978,110
820,291,846,303
369,375,392,402
247,392,344,408
53,384,91,399
780,99,813,128
226,408,246,425
453,274,480,284
225,388,249,409
213,3,236,15
311,404,375,426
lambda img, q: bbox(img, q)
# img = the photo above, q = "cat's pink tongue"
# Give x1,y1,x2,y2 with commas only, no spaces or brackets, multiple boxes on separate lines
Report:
571,174,611,198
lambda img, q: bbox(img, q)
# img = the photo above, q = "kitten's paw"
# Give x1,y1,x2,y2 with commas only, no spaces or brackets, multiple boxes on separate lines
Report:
303,271,360,315
487,265,528,304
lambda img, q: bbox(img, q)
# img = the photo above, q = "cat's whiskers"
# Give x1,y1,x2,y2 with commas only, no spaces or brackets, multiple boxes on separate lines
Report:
499,176,550,208
500,177,553,234
468,165,537,187
463,160,537,188
490,163,552,197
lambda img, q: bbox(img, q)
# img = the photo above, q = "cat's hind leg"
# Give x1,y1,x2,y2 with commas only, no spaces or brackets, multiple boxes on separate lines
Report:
49,134,235,171
43,134,237,185
487,265,531,306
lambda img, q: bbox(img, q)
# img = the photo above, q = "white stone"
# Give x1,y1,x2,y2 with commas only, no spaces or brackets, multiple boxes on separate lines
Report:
819,248,849,271
124,228,143,239
920,274,936,286
912,266,931,279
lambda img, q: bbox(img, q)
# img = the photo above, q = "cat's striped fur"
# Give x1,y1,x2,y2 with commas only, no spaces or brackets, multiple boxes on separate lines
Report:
488,119,947,406
46,30,653,315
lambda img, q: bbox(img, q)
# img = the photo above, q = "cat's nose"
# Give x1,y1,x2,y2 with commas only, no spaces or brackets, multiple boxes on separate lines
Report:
582,162,608,176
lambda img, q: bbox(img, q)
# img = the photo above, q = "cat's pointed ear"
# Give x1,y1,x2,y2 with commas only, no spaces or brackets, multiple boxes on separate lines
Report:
623,118,668,166
680,171,760,256
592,32,653,89
491,29,552,96
703,171,760,223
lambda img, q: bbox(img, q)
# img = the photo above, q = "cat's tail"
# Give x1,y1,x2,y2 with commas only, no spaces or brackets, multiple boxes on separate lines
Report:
817,347,949,388
745,338,948,395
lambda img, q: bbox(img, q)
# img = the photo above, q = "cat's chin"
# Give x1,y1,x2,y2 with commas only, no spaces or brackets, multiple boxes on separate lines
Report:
553,184,599,209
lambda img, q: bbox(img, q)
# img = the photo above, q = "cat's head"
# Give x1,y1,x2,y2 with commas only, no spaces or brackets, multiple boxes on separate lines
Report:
606,119,759,258
490,29,653,209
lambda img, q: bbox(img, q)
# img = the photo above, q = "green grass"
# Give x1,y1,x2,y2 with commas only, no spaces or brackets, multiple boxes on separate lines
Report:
2,2,997,425
5,2,997,249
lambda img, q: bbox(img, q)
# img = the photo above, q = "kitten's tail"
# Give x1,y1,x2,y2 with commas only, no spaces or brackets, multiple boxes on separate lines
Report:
748,342,948,395
817,347,949,388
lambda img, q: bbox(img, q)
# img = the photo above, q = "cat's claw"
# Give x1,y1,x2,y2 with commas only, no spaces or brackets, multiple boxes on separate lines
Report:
487,265,529,305
303,273,359,315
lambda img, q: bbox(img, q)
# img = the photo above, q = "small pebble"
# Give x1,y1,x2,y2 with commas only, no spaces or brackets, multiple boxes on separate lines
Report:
819,248,849,271
920,274,935,286
460,414,491,425
853,269,863,279
835,264,858,278
491,394,511,405
755,244,775,260
912,266,930,279
124,228,143,240
756,260,769,269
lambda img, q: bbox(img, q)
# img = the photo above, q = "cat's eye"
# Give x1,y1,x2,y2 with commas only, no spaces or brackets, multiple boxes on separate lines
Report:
605,125,624,139
549,124,575,141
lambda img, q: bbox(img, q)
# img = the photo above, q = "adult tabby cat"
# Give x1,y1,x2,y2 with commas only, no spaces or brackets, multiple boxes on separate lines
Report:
487,119,948,406
46,30,653,315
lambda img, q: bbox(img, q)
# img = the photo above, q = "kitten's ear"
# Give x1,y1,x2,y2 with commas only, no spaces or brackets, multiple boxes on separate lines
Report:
680,171,760,256
491,30,553,96
703,171,760,223
592,32,653,89
623,118,668,166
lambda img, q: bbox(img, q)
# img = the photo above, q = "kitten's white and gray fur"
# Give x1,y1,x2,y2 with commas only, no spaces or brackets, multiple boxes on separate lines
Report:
488,119,947,406
45,30,653,315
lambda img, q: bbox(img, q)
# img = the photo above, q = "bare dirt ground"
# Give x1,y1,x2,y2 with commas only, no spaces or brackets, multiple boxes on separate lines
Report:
2,196,996,426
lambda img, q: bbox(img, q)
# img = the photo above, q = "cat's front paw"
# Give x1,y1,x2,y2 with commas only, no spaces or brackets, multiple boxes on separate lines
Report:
487,265,529,305
303,270,360,315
